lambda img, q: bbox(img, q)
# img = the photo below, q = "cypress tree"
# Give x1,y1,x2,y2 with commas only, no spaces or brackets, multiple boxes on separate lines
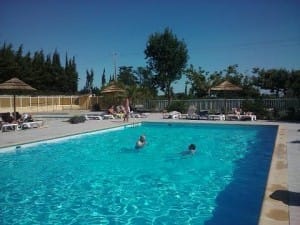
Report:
101,68,106,87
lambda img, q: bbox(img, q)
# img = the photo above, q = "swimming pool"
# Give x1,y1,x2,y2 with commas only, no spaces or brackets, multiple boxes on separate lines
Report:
0,122,277,225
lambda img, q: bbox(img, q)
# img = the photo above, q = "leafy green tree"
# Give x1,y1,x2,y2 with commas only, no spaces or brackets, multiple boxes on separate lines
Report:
31,50,46,90
184,81,188,96
145,27,188,104
21,52,33,84
83,69,94,94
43,54,56,92
101,69,106,87
115,67,157,105
207,71,223,89
0,43,79,94
118,66,137,86
253,68,289,97
223,64,244,85
0,43,17,82
185,65,208,98
64,55,78,93
134,67,157,96
240,75,260,98
223,64,260,98
287,70,300,97
51,50,64,92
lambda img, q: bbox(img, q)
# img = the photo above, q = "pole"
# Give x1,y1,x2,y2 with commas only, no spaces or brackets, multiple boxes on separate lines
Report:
13,94,16,120
113,52,118,80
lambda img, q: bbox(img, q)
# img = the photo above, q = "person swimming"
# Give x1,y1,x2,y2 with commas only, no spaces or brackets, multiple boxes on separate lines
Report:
181,144,196,156
135,135,146,149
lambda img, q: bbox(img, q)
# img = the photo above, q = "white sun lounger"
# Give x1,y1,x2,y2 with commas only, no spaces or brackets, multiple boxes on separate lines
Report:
163,111,181,119
103,114,115,120
1,123,19,132
21,120,44,129
226,114,257,121
85,114,103,120
240,114,257,121
208,114,226,121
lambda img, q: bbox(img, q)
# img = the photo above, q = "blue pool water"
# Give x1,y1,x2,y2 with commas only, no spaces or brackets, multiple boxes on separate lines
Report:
0,122,277,225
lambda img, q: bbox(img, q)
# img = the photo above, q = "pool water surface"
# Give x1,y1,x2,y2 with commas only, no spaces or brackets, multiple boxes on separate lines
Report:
0,122,277,225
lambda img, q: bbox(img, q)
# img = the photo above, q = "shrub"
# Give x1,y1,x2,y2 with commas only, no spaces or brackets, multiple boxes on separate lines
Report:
92,103,100,111
69,115,86,124
276,107,300,121
166,101,187,113
242,99,267,119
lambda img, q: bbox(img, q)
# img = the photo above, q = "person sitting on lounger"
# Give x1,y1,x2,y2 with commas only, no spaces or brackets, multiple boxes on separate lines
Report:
181,144,196,156
135,135,146,149
108,105,117,116
22,113,33,122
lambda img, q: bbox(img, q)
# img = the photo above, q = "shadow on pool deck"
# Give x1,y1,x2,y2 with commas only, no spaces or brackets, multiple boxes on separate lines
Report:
270,190,300,206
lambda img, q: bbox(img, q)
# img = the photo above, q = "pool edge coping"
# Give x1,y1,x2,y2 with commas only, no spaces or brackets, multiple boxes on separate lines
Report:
258,125,289,225
0,122,142,153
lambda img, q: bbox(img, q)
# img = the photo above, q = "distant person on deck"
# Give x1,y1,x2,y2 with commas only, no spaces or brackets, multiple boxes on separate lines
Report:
108,105,117,116
123,97,130,122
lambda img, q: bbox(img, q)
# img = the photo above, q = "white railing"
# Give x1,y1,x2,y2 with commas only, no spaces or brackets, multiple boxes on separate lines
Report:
1,95,299,113
144,98,300,112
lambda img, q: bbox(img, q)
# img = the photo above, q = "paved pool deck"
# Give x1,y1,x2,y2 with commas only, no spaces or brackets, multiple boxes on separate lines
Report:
0,112,299,224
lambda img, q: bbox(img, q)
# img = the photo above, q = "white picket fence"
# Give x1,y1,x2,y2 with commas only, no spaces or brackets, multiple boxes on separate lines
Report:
0,95,81,113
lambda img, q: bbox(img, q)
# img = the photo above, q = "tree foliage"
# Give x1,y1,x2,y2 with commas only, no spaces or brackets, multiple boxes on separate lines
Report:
135,67,157,96
1,40,299,101
82,69,94,94
252,68,299,97
185,64,260,98
118,66,137,86
185,65,209,98
110,66,157,105
0,43,78,94
101,69,106,88
145,27,188,104
288,70,300,97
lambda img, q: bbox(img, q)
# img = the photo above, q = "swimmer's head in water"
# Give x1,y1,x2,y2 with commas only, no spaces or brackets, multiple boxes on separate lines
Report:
189,144,196,150
140,135,146,142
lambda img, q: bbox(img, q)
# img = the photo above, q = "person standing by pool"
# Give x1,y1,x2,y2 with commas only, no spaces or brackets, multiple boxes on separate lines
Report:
123,97,130,122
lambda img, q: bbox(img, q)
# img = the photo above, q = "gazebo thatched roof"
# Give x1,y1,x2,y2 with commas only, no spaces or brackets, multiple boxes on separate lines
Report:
0,77,36,91
101,84,125,94
0,77,36,120
210,80,242,91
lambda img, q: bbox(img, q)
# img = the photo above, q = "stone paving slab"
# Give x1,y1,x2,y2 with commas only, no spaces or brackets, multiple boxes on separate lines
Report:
286,124,300,225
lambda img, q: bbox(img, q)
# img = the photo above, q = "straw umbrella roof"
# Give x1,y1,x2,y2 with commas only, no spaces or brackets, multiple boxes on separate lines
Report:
210,80,242,91
0,77,36,120
209,80,242,113
0,77,36,91
101,84,125,94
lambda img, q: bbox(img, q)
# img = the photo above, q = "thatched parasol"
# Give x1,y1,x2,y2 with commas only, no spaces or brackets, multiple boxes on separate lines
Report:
100,84,126,107
0,77,36,120
210,80,242,113
101,84,126,94
210,80,242,92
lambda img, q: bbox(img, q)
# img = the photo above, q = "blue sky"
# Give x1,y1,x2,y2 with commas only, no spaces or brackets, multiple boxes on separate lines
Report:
1,0,300,92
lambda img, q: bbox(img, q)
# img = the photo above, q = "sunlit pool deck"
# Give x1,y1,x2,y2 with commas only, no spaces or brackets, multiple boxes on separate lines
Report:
0,113,299,225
